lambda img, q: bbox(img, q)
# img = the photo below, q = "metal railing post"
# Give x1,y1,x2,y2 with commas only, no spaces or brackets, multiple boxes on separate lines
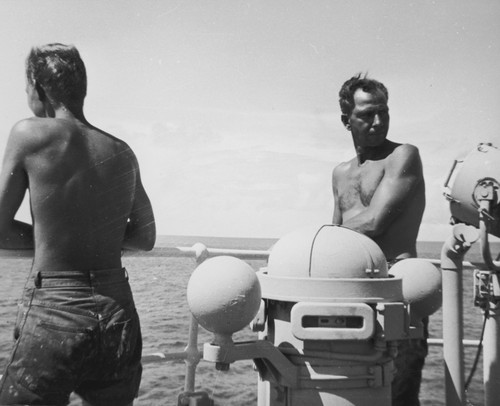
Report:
441,224,478,406
183,314,201,393
183,243,209,394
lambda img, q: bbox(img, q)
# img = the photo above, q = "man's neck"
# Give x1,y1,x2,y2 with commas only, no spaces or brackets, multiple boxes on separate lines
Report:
355,140,394,165
53,104,87,124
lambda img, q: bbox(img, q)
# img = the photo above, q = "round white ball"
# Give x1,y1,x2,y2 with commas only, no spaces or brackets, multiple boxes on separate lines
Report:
389,258,442,321
187,256,262,335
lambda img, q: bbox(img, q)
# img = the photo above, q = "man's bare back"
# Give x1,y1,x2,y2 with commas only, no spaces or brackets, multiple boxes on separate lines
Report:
5,116,154,272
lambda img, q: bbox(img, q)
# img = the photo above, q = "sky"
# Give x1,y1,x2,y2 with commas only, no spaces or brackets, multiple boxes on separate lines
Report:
0,0,499,240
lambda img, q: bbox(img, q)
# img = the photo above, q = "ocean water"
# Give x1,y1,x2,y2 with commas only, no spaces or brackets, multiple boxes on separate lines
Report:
0,236,497,406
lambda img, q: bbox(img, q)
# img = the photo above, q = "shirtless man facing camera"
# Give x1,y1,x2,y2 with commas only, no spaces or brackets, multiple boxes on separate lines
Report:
332,74,426,406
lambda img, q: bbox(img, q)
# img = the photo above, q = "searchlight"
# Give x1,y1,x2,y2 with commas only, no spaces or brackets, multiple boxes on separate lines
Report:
442,142,500,406
444,142,500,270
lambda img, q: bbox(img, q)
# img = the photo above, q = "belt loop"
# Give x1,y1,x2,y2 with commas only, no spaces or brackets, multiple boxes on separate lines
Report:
34,271,42,288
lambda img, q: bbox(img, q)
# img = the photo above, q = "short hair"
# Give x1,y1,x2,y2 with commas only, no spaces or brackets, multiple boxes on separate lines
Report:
339,74,388,117
26,43,87,106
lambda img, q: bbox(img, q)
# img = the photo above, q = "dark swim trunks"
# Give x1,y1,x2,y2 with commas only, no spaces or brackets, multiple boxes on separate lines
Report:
0,268,142,406
388,258,429,406
391,320,429,406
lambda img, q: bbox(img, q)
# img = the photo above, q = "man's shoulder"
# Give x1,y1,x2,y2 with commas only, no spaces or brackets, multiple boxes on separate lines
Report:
385,142,421,164
2,119,51,164
332,157,356,176
90,127,135,161
12,117,47,133
390,142,420,157
11,117,69,139
11,118,80,155
94,127,131,149
7,118,52,150
386,142,423,176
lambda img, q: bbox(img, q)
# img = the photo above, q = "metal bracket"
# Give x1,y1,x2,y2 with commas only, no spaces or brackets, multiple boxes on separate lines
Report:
203,339,299,388
474,178,500,209
474,269,500,309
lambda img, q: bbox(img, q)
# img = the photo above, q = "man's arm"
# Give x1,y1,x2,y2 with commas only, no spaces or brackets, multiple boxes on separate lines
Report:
0,123,34,249
331,168,343,225
342,144,423,237
122,163,156,251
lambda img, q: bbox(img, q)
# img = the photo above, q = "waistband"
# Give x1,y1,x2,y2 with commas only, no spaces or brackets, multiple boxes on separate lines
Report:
33,268,128,288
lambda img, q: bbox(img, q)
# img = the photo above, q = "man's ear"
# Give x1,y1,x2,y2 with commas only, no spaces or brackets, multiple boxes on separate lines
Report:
341,114,351,130
34,82,46,102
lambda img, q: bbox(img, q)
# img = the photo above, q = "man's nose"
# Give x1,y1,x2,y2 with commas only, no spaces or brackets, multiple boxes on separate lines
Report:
373,113,381,126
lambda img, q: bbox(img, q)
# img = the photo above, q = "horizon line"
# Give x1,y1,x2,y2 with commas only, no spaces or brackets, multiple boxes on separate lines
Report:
155,234,500,245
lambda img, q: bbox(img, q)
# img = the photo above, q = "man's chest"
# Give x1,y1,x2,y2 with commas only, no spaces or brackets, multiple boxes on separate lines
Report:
337,162,385,208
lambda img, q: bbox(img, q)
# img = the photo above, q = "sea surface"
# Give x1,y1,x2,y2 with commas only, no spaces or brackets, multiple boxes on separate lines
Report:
0,236,498,406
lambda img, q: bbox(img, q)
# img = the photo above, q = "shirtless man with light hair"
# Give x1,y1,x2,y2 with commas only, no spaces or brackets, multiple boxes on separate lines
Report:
0,43,155,406
332,74,426,406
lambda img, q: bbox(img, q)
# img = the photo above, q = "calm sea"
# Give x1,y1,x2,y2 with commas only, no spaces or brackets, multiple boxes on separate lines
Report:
0,236,498,406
